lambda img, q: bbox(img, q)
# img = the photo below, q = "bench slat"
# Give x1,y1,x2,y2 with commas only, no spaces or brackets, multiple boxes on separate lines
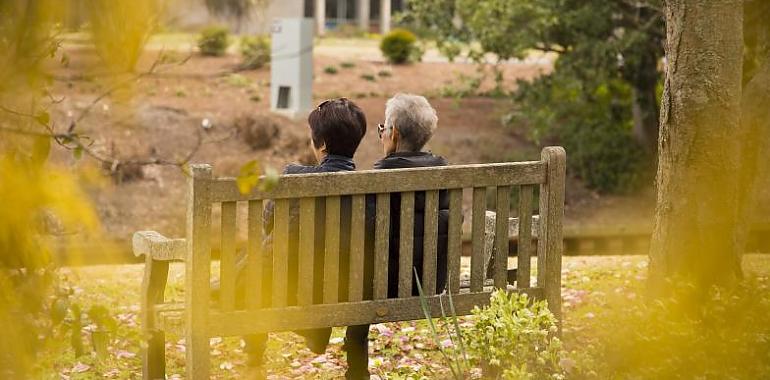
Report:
447,189,463,294
374,193,390,300
246,200,263,309
517,185,534,288
422,190,439,295
298,198,315,306
209,161,547,202
398,192,415,298
204,289,544,336
220,202,237,312
494,187,510,289
348,195,365,302
272,199,290,308
471,187,486,292
324,196,341,304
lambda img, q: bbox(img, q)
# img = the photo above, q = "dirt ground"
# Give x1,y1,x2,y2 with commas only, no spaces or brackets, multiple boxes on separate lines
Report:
45,42,656,245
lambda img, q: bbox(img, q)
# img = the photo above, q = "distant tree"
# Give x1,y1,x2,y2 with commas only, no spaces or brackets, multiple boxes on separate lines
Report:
649,0,770,289
401,0,664,192
204,0,270,32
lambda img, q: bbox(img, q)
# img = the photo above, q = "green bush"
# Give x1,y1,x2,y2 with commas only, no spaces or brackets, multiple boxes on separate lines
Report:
197,26,230,56
323,65,338,74
465,291,564,379
510,71,651,193
240,35,270,69
380,28,421,64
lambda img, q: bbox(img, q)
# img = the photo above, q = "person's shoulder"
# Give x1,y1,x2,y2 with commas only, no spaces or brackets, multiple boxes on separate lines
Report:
283,164,318,174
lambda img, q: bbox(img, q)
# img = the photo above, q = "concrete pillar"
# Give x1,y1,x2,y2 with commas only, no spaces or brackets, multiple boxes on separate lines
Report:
358,0,371,31
315,0,326,35
380,0,391,34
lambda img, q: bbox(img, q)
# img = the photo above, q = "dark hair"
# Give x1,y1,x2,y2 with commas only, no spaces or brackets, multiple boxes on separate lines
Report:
307,98,367,158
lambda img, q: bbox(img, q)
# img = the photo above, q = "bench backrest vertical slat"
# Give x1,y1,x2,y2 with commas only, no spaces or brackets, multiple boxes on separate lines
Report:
272,199,290,308
422,190,439,295
516,185,534,288
447,189,463,294
323,196,341,304
398,191,415,298
348,194,366,302
374,193,391,299
539,147,566,322
493,186,511,289
298,197,316,306
186,164,212,379
470,187,487,292
219,201,237,312
246,200,263,310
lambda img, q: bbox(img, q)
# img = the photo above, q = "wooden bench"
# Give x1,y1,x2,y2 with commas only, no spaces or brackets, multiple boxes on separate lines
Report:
132,146,566,379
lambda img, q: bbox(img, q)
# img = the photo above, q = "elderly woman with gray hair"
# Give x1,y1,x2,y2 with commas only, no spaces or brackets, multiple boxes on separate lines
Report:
343,93,450,380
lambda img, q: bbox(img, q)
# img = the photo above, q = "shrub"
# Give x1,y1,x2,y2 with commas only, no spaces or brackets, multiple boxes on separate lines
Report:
340,61,356,69
360,73,376,82
234,114,282,150
323,65,338,74
239,35,270,69
380,28,421,64
510,72,651,193
377,69,392,77
197,26,230,56
465,291,564,379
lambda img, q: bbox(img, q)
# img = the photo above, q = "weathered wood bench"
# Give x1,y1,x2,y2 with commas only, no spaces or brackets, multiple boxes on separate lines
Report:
132,146,565,379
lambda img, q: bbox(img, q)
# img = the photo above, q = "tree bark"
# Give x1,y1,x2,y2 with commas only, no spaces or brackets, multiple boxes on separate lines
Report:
649,0,744,289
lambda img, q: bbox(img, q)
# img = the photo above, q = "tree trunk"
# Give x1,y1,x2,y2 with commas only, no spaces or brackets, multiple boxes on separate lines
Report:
649,0,744,289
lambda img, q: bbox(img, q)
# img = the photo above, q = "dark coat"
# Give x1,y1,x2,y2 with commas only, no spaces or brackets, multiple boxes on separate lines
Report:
366,152,450,299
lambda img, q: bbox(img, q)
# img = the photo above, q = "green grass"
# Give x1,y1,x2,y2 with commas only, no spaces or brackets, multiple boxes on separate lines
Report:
40,255,770,378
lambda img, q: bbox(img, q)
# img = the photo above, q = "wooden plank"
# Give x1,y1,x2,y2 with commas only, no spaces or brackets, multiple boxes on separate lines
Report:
471,187,486,292
539,147,566,323
185,164,212,380
246,200,263,310
219,201,237,312
272,199,290,308
447,189,463,294
324,196,341,304
348,195,365,302
422,190,439,295
209,161,547,202
297,198,316,306
141,257,169,379
517,185,534,288
494,186,510,289
398,192,415,298
206,288,544,336
374,193,390,299
132,231,186,261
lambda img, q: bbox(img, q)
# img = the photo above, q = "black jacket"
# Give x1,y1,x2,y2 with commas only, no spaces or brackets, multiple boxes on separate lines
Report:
366,152,450,299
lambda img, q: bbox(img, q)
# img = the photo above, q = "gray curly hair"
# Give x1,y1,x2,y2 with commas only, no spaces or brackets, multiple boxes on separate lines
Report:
384,93,438,151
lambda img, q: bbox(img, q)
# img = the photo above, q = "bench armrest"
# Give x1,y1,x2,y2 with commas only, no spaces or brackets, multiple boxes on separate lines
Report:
132,231,186,261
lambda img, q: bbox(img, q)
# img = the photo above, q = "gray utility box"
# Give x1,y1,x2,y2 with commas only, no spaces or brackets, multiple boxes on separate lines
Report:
270,18,313,119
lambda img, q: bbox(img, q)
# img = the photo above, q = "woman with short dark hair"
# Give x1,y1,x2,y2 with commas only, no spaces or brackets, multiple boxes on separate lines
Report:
243,97,367,368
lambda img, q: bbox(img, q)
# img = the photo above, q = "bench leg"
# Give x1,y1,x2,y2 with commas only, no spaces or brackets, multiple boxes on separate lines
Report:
141,258,169,380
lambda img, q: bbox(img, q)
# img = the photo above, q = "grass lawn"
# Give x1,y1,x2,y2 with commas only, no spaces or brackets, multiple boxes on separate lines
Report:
44,255,770,379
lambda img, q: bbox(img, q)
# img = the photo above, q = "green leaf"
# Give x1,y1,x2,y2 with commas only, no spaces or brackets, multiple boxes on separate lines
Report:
235,160,261,195
73,146,83,160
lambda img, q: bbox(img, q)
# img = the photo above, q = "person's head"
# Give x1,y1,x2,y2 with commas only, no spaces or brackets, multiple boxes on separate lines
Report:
379,93,438,155
307,97,367,162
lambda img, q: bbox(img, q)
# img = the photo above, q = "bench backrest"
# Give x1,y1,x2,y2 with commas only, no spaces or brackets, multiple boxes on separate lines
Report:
184,146,565,338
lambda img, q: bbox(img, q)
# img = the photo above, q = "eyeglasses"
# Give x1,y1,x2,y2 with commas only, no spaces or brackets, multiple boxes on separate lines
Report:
317,97,348,110
377,123,392,139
